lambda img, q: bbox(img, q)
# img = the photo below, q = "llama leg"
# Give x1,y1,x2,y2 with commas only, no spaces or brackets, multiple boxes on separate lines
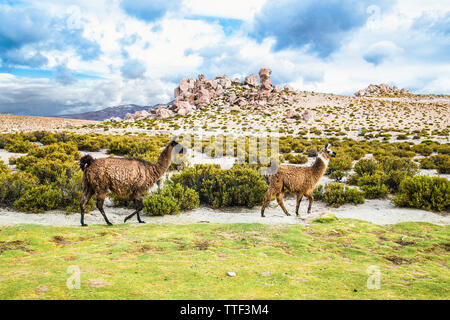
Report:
306,192,314,214
124,198,144,223
96,194,113,226
295,193,303,217
276,193,290,216
80,188,94,227
261,189,275,217
135,200,145,224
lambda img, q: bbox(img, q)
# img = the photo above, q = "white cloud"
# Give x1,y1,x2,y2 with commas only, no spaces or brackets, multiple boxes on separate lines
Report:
0,0,449,116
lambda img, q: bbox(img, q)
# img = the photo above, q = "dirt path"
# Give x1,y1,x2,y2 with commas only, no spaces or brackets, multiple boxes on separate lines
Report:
0,197,448,227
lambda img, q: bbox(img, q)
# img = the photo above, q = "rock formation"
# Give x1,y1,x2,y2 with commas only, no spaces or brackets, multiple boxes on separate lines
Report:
103,67,299,122
244,74,258,87
258,68,273,97
355,84,410,97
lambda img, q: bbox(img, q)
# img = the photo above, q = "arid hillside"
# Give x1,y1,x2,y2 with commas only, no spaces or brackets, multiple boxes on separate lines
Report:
0,114,99,132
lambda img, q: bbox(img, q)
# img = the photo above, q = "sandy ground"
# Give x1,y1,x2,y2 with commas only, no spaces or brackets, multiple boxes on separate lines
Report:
1,147,448,227
0,114,98,132
0,197,448,227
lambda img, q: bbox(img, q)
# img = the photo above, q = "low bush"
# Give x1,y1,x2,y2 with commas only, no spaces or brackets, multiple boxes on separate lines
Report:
13,184,61,213
160,183,199,211
0,160,9,174
142,183,199,216
351,157,418,196
412,143,433,156
320,182,365,207
170,164,267,208
143,193,179,216
357,172,390,199
0,171,38,206
420,154,450,174
353,158,379,176
284,153,308,164
392,176,449,212
326,155,353,175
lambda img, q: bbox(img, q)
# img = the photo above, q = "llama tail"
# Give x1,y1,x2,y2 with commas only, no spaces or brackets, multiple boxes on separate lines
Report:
80,154,94,171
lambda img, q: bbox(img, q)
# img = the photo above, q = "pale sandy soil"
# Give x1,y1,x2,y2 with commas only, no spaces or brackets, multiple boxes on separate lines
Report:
0,197,448,227
0,114,98,132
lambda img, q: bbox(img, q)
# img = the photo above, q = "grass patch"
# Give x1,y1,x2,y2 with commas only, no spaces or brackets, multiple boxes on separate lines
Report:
0,221,448,299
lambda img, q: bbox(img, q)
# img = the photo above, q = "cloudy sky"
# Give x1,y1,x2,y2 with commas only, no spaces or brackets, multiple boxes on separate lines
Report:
0,0,449,116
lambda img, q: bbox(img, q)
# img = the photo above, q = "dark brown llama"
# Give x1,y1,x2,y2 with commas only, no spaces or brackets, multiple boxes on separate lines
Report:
79,138,185,226
261,144,336,218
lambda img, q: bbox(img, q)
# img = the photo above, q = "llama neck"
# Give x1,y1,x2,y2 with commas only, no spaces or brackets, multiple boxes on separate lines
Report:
153,145,173,178
312,156,327,178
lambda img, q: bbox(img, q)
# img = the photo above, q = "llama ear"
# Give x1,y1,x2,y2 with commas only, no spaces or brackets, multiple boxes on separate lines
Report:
170,136,179,146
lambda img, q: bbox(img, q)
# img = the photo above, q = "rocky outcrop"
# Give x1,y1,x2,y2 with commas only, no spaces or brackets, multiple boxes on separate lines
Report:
155,107,174,119
302,110,315,123
100,68,300,122
355,84,410,97
244,74,258,87
258,68,273,97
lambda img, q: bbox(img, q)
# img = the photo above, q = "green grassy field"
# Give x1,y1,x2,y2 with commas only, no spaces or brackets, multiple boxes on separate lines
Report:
0,218,448,299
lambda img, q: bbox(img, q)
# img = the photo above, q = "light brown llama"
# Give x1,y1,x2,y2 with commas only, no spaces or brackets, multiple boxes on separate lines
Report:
261,144,336,218
79,138,185,226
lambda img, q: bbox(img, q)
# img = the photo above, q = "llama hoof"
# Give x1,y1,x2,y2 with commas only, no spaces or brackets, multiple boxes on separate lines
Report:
261,213,265,217
81,224,88,227
285,213,291,216
106,223,113,226
139,220,146,224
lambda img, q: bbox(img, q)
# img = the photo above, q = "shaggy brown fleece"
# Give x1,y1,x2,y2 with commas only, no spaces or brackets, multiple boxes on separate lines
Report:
79,139,184,226
261,144,336,218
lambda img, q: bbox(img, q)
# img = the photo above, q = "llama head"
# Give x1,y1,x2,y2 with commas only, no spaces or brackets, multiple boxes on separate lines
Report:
321,143,336,160
169,136,186,155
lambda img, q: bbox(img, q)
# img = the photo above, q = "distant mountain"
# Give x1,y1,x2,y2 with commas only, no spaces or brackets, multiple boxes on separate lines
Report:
56,103,171,121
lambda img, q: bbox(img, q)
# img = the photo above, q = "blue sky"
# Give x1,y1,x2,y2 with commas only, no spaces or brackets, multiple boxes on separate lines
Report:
0,0,449,116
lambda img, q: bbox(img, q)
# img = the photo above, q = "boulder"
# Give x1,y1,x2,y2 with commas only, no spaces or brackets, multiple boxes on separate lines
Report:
104,117,122,122
124,113,134,121
244,74,258,87
155,107,174,119
134,110,151,120
228,93,237,104
286,109,300,118
173,100,194,116
194,88,211,107
258,68,273,96
302,109,315,123
285,118,296,124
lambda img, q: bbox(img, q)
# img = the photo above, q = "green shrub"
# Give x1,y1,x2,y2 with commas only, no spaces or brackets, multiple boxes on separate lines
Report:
420,155,450,174
412,144,433,156
0,171,38,206
328,170,346,181
326,155,353,175
160,183,199,211
170,164,267,208
284,153,308,164
0,160,9,174
357,172,390,199
5,139,37,153
392,176,449,212
143,193,179,216
322,182,365,207
14,184,61,213
354,158,379,176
